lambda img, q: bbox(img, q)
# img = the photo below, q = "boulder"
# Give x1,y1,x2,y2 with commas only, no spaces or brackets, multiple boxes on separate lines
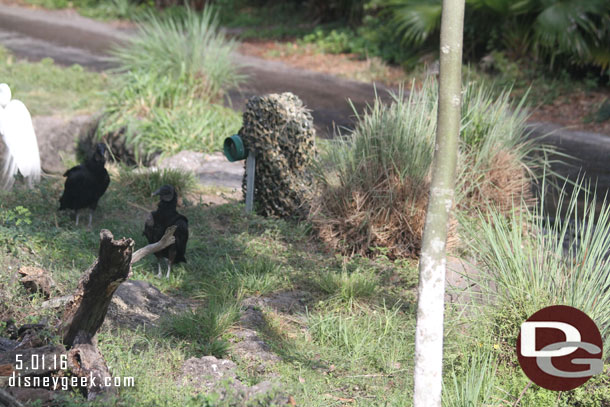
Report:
33,115,98,174
105,280,189,329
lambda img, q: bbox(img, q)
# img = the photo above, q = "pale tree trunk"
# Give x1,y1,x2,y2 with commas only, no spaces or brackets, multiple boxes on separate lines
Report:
412,0,466,406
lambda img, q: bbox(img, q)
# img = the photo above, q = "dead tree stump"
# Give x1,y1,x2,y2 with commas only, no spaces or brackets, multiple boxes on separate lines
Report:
60,230,134,347
59,229,133,400
0,228,178,404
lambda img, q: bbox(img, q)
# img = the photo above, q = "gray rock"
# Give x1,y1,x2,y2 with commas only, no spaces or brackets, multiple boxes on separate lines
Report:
178,356,287,405
230,306,281,368
232,326,281,365
179,356,238,391
242,290,311,315
106,280,189,329
157,151,244,189
33,115,98,174
445,256,497,314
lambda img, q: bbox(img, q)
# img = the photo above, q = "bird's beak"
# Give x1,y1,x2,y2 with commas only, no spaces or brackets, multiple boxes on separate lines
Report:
152,187,162,197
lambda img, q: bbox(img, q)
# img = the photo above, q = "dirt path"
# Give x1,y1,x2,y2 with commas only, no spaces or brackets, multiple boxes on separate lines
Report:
0,3,393,137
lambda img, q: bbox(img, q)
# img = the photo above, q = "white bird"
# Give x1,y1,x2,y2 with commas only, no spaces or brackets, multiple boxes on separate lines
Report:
0,83,41,190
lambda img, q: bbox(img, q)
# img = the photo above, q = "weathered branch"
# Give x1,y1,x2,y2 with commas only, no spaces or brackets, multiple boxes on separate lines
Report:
130,225,177,264
60,229,133,347
42,226,176,311
56,230,133,401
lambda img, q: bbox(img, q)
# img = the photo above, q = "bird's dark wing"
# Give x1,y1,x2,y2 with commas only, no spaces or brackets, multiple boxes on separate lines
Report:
171,214,189,264
59,166,97,210
96,169,110,200
143,212,156,243
62,164,83,178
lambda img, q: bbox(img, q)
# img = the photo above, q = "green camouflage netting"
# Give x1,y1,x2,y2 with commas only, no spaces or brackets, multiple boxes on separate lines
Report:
239,93,316,219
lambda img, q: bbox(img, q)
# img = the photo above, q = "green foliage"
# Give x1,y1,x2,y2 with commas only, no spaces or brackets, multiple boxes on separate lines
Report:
308,303,413,372
384,0,610,73
161,294,241,358
461,180,610,357
220,257,289,296
0,205,32,227
21,0,147,19
102,6,244,158
443,349,498,407
112,6,243,102
314,269,378,304
319,83,435,192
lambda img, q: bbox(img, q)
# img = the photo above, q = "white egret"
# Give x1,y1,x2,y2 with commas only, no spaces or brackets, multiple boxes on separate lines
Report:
0,83,41,190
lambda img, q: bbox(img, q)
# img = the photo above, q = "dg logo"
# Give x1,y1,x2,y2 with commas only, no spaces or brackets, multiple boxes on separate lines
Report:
517,305,604,391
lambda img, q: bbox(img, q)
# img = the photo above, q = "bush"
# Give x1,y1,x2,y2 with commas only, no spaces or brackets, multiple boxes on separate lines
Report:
112,6,243,102
100,6,244,160
310,79,544,258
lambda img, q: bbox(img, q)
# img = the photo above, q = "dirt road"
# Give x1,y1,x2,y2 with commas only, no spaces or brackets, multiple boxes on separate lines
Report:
0,3,393,137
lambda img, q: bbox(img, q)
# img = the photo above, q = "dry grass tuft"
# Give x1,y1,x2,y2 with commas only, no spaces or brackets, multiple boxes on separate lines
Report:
459,150,535,216
311,174,461,259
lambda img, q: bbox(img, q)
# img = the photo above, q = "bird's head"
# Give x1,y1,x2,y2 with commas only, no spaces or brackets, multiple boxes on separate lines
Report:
153,185,176,202
0,83,11,108
92,143,107,165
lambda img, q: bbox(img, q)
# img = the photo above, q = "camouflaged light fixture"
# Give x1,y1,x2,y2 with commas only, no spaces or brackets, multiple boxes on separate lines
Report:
238,92,316,219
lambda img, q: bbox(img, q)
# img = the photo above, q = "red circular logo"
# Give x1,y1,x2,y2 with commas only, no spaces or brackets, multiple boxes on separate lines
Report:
516,305,603,391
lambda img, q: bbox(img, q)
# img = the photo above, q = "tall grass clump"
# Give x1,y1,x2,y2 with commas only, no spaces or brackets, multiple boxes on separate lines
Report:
310,79,545,258
308,303,413,372
456,83,540,215
112,6,243,101
161,295,241,357
99,7,244,161
443,349,498,407
461,180,610,357
117,166,198,199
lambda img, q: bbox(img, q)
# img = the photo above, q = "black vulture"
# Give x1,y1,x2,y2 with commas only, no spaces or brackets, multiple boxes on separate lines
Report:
143,185,189,278
59,143,110,227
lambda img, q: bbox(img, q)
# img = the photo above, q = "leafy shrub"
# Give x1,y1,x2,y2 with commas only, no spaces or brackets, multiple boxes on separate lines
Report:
384,0,610,73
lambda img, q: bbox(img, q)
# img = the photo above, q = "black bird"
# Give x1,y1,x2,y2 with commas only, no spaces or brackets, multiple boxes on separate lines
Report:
143,185,189,278
59,143,110,227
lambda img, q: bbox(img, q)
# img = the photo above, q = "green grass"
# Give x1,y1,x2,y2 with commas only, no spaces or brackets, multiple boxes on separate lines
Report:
461,180,610,357
111,7,244,102
0,168,421,405
0,46,107,116
21,0,145,20
3,164,610,405
116,166,199,200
